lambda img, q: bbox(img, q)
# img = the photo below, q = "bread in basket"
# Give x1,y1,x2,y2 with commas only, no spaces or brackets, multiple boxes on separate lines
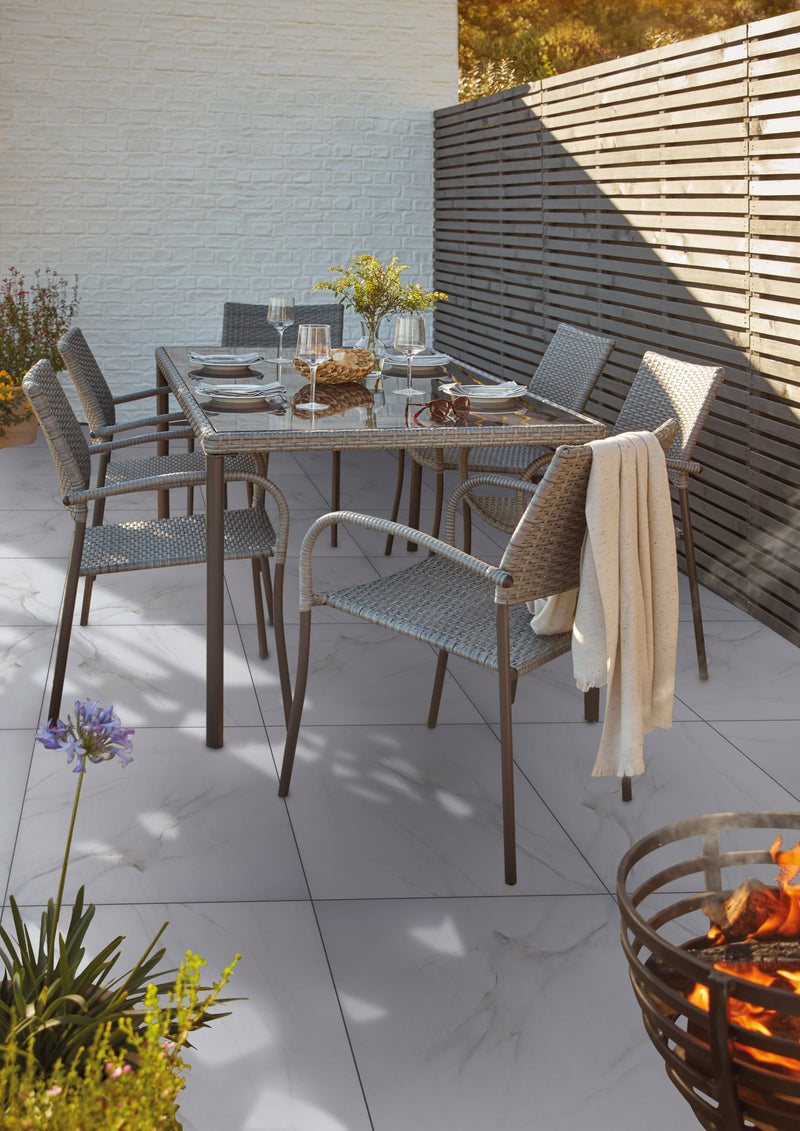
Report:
293,347,374,384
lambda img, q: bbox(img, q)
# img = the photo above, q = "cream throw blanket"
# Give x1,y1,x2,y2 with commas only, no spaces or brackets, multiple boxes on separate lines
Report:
530,431,679,778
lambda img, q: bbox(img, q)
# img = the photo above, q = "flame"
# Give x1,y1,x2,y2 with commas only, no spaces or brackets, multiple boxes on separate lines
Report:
687,838,800,1074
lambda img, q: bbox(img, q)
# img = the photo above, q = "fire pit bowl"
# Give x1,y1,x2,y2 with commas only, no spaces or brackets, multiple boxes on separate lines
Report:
617,812,800,1131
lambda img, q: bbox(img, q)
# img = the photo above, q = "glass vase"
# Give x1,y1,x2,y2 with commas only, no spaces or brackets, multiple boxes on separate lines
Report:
355,318,387,375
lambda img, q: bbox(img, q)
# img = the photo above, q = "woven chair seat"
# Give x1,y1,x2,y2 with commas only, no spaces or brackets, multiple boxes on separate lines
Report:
81,508,276,577
105,450,254,487
465,443,552,475
327,555,572,673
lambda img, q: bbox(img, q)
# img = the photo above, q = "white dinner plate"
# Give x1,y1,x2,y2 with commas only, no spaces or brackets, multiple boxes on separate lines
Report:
383,351,452,374
188,350,264,375
195,382,286,411
440,380,528,405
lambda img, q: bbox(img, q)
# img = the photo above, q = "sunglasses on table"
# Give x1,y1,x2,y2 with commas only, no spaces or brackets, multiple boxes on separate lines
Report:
412,396,470,425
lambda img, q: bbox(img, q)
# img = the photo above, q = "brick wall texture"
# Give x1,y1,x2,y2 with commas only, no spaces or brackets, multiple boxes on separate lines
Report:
2,0,457,390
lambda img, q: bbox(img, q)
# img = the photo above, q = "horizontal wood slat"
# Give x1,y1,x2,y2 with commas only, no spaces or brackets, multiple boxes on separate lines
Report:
433,11,800,648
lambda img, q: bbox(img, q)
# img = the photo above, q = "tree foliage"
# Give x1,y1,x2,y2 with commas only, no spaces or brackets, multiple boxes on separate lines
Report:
459,0,799,98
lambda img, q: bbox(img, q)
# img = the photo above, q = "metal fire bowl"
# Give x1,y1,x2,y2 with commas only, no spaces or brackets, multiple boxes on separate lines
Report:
617,812,800,1131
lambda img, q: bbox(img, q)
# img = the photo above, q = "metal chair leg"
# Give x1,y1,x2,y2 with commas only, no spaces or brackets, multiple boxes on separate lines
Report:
330,451,340,547
407,458,422,552
272,563,292,725
678,484,709,680
584,687,600,722
496,604,517,886
81,451,111,626
278,609,312,796
252,560,268,659
49,522,86,724
385,449,406,555
430,467,445,542
427,649,449,728
261,557,274,625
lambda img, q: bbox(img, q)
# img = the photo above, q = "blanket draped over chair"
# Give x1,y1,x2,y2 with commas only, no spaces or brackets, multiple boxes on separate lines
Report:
531,430,679,778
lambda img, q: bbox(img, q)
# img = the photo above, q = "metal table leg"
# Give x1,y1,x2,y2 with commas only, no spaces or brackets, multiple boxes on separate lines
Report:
206,453,225,747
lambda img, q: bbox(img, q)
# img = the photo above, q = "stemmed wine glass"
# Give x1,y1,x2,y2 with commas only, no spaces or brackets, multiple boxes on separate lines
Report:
294,324,331,412
267,296,295,366
393,314,426,396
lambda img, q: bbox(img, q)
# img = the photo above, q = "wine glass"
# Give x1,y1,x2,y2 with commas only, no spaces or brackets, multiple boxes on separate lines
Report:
267,296,295,366
393,314,426,396
294,324,331,412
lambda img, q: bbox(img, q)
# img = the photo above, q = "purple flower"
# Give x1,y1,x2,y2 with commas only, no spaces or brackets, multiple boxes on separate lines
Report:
36,700,134,773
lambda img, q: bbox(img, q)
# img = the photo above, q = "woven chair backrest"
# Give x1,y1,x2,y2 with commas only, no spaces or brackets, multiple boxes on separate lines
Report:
23,360,91,514
528,323,614,412
612,350,724,462
498,419,679,604
58,327,116,433
221,302,344,350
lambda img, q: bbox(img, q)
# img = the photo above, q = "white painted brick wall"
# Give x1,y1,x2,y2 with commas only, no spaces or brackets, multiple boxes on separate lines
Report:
1,0,457,396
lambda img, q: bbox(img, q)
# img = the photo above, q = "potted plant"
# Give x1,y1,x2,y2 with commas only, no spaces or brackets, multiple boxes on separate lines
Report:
0,266,80,443
0,700,238,1125
312,254,447,365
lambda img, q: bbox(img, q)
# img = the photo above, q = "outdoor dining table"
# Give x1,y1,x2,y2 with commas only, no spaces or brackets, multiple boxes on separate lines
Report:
155,346,606,748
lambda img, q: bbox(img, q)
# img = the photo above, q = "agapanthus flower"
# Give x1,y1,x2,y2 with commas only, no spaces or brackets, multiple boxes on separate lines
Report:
36,699,134,773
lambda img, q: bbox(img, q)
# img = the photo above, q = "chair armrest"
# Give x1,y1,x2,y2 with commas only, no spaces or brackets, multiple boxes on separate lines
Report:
444,474,540,544
666,456,702,476
297,510,512,612
520,452,555,481
112,385,175,405
89,426,196,455
90,410,187,438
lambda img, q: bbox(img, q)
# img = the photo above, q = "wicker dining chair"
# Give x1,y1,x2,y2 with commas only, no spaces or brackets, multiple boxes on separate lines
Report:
23,360,291,728
58,327,263,624
221,301,346,545
464,349,725,680
385,322,615,553
279,440,605,887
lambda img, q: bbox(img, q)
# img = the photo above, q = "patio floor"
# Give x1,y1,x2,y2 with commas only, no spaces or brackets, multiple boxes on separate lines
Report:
1,429,799,1130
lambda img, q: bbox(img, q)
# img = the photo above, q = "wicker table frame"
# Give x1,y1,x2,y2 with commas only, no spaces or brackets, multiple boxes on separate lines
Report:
155,346,606,747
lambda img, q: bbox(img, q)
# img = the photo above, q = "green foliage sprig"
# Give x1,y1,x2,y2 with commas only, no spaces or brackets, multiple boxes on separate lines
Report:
313,254,447,340
0,266,79,384
0,950,239,1130
1,701,237,1102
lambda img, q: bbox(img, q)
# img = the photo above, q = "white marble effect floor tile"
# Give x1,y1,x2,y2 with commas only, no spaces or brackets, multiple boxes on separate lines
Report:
8,727,306,905
674,618,800,720
50,623,266,729
711,718,800,802
316,895,691,1131
246,621,485,727
3,900,372,1131
448,646,701,726
0,625,56,728
0,506,73,557
508,719,800,889
2,427,799,1131
269,722,603,898
0,555,68,624
85,561,239,625
0,730,37,896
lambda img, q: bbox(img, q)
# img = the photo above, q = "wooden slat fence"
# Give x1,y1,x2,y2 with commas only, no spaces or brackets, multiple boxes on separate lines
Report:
433,10,800,646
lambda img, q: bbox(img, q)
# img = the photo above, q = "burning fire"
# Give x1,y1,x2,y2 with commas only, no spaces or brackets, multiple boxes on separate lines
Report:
688,837,800,1073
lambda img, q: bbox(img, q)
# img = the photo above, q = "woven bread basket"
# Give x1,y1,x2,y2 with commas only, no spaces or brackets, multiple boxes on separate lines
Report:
293,348,374,384
292,381,374,420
